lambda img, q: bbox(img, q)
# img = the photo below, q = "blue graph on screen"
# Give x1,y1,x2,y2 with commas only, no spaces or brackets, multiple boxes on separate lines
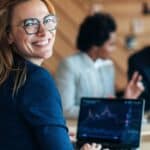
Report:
78,101,142,145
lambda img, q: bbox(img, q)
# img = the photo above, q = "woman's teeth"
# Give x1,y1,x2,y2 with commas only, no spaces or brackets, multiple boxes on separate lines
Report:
34,40,49,46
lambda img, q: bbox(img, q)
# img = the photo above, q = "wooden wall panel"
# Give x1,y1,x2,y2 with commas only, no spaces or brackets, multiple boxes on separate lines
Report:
103,3,142,16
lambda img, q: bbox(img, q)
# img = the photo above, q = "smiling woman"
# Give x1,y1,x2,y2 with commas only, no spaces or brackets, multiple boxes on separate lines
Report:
0,0,74,150
0,0,102,149
0,0,57,94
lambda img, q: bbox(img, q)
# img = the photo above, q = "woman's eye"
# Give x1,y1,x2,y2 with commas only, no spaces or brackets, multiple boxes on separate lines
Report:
24,19,38,27
44,19,51,24
25,22,34,27
44,15,57,24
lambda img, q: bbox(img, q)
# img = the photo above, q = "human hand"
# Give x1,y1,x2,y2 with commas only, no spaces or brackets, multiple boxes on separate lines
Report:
124,71,144,99
69,132,76,142
80,143,102,150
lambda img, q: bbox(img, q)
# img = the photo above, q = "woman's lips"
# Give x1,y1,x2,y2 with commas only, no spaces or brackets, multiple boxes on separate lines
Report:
32,39,50,46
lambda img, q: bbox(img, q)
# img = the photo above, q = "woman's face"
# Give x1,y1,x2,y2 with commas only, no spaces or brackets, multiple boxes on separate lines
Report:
97,32,116,59
8,0,56,63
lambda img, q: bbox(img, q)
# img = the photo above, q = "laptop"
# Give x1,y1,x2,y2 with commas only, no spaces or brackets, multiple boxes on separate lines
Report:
75,98,145,150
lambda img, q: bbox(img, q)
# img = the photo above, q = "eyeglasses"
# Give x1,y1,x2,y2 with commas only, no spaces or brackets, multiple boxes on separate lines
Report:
21,14,57,35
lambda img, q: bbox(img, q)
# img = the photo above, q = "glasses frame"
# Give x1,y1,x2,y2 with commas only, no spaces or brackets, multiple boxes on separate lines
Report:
21,14,57,35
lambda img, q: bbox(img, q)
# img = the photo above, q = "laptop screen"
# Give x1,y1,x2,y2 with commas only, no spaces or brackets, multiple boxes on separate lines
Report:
77,98,144,148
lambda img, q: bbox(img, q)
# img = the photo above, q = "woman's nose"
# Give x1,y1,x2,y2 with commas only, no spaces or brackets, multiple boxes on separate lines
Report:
37,23,47,36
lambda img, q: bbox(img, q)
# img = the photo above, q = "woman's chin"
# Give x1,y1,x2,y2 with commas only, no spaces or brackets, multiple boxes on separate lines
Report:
39,51,53,59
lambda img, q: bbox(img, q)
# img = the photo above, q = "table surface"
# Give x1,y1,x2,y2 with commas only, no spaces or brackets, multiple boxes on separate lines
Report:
67,119,150,150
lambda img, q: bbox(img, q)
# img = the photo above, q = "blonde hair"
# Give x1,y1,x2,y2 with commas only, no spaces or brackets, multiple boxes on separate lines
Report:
0,0,55,96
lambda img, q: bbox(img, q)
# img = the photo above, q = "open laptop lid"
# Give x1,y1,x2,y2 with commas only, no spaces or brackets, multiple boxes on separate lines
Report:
77,98,145,149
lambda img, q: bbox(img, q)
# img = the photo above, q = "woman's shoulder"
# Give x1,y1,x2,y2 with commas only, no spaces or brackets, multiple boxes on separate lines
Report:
13,53,53,82
25,62,55,89
18,61,59,101
27,62,50,79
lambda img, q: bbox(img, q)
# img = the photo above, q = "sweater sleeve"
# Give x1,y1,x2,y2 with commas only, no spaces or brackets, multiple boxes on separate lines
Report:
17,67,73,150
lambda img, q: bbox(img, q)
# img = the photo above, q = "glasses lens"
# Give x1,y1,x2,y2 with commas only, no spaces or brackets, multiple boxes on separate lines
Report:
44,15,57,32
23,18,39,34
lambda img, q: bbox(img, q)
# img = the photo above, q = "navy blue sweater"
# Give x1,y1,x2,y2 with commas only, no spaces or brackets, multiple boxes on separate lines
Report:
0,55,73,150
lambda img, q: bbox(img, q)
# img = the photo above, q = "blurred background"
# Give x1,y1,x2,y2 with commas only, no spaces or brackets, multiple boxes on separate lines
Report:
43,0,150,94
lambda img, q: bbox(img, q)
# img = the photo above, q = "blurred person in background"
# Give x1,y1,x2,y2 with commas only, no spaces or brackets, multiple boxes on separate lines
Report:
128,46,150,113
56,13,144,119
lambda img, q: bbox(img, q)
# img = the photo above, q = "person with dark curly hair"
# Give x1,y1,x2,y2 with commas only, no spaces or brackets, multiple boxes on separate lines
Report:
56,13,144,119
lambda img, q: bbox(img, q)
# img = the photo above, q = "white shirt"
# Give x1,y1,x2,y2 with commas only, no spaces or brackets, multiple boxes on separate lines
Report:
55,52,115,119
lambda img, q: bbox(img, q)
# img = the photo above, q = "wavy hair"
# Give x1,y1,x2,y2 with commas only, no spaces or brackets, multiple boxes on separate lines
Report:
0,0,55,96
